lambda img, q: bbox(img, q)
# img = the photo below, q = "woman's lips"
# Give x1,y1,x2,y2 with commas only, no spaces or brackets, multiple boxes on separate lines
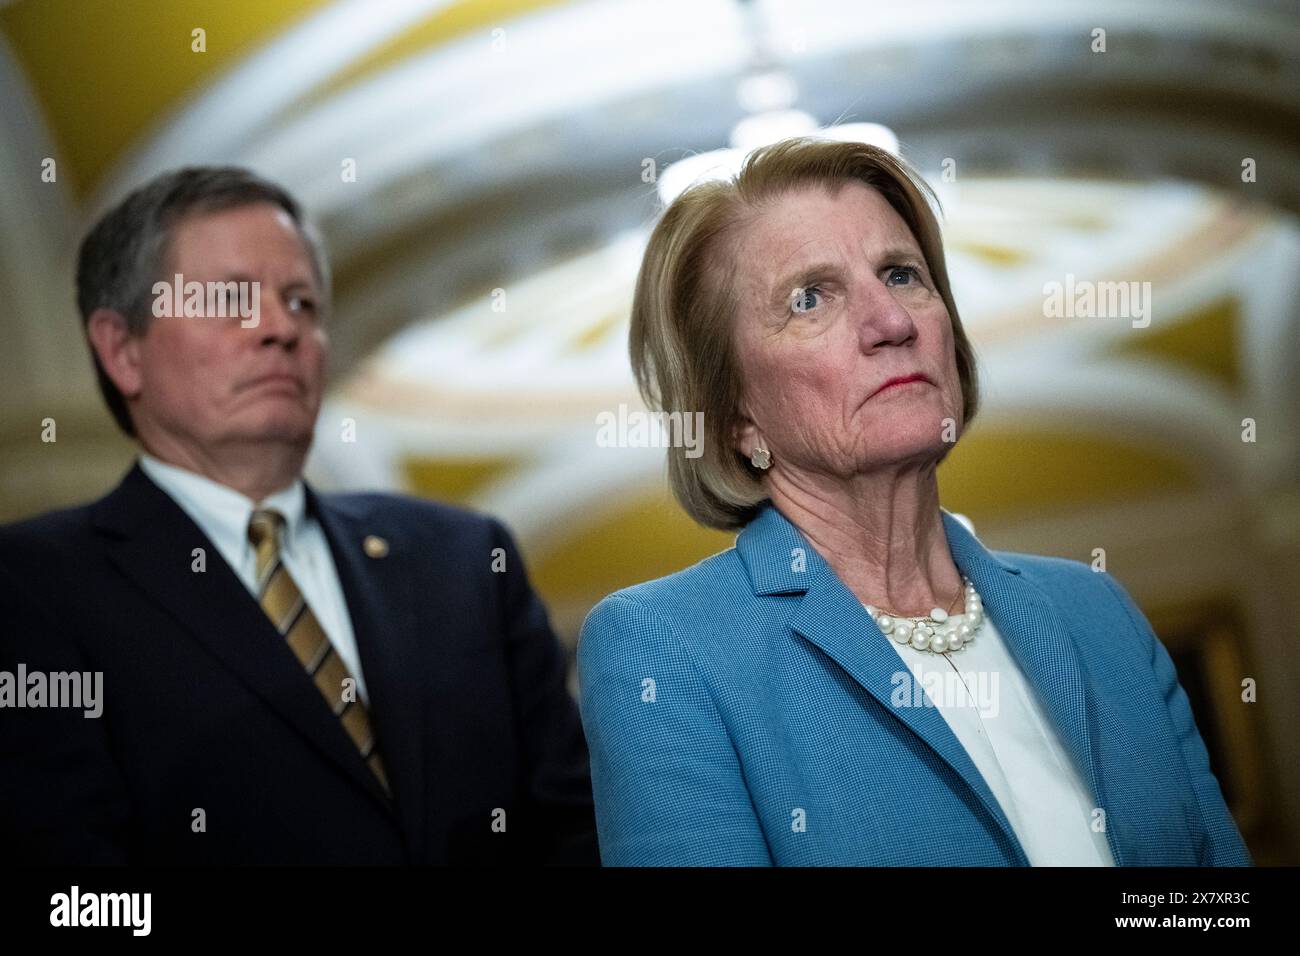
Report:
870,374,931,399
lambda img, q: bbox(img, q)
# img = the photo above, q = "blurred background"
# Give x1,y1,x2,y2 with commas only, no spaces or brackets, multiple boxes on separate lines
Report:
1,0,1296,863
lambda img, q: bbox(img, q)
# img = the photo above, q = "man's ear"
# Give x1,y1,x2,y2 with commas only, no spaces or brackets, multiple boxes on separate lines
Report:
85,308,144,400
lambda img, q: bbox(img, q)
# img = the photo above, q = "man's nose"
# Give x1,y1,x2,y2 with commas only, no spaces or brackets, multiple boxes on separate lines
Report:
257,295,300,347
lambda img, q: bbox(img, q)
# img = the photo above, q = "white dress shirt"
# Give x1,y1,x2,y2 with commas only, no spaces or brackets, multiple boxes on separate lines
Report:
138,453,370,704
881,547,1115,866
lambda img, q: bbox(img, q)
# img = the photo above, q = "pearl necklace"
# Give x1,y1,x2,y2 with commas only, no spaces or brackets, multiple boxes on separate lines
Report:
864,576,984,654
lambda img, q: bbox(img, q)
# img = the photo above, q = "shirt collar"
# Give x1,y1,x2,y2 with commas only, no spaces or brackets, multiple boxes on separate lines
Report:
137,451,307,552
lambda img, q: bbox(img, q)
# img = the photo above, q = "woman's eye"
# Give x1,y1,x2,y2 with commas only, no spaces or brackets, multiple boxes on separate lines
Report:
790,285,824,314
288,295,316,314
887,265,922,286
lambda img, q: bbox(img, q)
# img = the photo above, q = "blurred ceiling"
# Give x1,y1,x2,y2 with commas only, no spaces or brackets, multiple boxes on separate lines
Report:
316,177,1298,618
3,0,1298,373
1,0,1297,622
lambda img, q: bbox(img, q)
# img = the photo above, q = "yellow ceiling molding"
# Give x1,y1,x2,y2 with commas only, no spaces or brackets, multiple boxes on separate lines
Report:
567,308,625,352
0,0,328,198
312,0,567,101
403,453,517,501
1108,295,1242,392
938,425,1201,523
948,239,1029,268
529,487,734,603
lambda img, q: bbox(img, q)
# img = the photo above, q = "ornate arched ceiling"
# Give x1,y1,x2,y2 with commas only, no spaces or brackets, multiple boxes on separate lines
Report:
1,0,1296,611
3,0,1297,375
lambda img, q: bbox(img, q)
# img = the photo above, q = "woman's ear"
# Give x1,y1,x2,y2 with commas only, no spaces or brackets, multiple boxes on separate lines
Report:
86,307,144,400
731,409,764,460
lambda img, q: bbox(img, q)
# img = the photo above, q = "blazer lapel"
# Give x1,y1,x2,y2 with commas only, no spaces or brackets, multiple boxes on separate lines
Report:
940,512,1117,862
737,503,1096,865
306,487,428,855
92,464,397,817
787,564,1032,865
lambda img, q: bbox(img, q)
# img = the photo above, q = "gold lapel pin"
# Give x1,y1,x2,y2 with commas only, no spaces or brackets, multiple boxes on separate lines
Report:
363,535,389,558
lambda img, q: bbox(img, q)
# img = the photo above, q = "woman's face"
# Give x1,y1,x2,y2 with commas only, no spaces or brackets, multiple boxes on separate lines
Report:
729,180,964,479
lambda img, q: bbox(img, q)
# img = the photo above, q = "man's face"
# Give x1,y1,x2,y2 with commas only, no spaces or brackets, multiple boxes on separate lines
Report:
132,202,328,453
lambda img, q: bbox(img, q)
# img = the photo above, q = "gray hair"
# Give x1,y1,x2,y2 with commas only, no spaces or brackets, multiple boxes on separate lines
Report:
75,166,331,436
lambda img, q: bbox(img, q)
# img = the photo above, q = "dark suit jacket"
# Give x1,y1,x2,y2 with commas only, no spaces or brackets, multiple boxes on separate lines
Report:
0,462,598,865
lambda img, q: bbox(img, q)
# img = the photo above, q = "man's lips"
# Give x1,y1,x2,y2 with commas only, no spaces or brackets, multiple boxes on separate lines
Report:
869,373,933,399
244,373,303,394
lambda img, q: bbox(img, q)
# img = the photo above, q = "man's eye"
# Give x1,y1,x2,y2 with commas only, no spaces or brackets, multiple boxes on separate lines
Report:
790,285,824,314
887,265,922,286
289,295,316,313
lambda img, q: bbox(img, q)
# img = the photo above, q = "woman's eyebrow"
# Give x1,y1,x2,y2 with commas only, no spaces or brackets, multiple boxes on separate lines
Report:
767,262,841,307
766,246,927,305
874,245,926,266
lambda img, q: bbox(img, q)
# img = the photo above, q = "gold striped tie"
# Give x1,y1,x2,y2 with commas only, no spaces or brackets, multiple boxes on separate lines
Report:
248,509,391,797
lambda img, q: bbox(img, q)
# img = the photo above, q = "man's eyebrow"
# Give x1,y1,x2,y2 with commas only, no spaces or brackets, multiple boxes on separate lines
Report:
205,271,317,287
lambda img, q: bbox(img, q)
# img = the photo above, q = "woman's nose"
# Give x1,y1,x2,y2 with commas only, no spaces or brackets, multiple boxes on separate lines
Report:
855,279,916,351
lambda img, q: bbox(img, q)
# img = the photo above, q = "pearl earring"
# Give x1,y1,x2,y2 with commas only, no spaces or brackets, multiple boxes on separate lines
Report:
750,446,772,470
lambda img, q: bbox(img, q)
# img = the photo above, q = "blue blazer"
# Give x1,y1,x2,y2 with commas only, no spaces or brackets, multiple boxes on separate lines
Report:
577,502,1251,866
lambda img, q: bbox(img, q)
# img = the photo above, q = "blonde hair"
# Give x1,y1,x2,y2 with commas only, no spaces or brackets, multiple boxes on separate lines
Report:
629,136,980,531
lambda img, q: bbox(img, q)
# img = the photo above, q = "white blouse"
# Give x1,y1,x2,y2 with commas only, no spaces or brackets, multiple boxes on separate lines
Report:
885,606,1115,866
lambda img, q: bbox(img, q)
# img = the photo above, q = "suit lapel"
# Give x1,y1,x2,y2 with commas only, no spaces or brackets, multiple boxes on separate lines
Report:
307,487,427,855
92,464,396,817
738,503,1106,865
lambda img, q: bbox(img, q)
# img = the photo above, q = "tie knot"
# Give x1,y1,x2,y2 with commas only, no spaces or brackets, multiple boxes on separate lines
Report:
248,509,287,549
